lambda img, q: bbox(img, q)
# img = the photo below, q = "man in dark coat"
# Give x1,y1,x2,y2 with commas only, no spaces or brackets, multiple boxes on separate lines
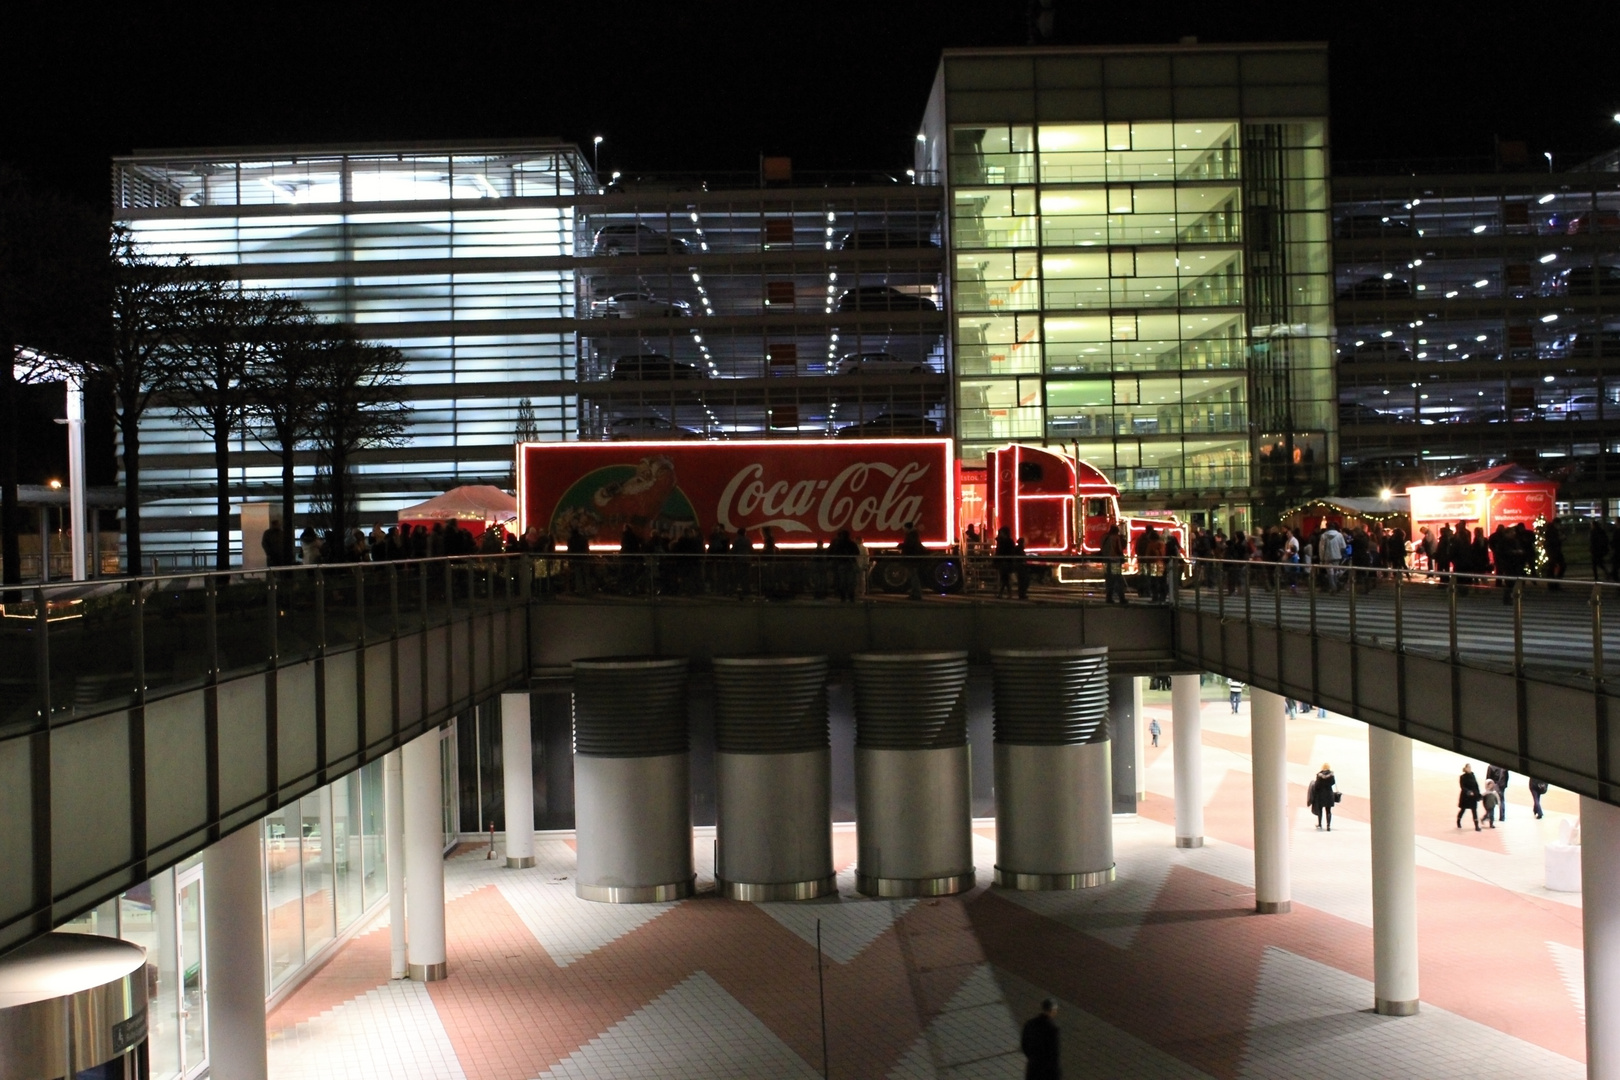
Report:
1486,764,1510,822
1020,999,1061,1079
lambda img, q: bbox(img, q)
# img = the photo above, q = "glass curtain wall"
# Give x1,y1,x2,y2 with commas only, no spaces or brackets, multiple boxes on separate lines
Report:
932,47,1334,522
952,119,1263,497
112,147,586,560
263,757,389,993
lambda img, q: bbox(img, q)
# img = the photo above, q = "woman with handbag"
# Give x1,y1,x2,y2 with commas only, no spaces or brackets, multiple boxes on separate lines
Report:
1457,764,1483,831
1308,763,1338,831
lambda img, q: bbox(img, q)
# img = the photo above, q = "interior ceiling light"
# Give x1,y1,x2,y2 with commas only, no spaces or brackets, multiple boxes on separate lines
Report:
1473,280,1488,288
1540,253,1557,263
1542,313,1559,323
1445,290,1459,298
1538,193,1556,204
1472,225,1487,234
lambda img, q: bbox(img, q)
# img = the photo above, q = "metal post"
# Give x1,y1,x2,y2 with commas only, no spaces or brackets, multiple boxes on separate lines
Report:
1394,572,1404,653
1348,563,1358,644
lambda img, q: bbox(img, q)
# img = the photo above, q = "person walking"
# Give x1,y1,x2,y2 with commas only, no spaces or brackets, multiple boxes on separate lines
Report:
1228,678,1244,714
1457,763,1483,831
1480,779,1500,828
1020,999,1061,1080
1308,763,1338,830
1149,717,1161,747
1486,763,1510,820
1529,777,1549,819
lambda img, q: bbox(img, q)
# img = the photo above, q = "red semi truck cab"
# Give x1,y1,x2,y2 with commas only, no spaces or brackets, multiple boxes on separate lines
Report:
971,443,1188,578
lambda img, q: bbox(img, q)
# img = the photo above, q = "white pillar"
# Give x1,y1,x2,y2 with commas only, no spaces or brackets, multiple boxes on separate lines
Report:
1133,677,1147,802
202,825,268,1080
384,749,406,980
1369,726,1419,1015
1171,674,1204,848
1250,687,1291,914
501,692,536,868
402,731,448,981
65,379,87,581
1584,796,1620,1078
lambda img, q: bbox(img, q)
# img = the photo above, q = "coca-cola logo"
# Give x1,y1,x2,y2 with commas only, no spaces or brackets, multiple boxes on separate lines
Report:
716,461,930,535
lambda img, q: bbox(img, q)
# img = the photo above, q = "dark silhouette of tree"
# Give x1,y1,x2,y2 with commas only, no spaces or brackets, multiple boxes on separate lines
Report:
305,329,410,544
0,168,107,584
511,396,539,487
88,228,216,575
171,286,306,570
247,309,323,566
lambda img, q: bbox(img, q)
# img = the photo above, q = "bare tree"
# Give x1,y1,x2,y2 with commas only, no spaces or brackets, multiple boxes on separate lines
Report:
171,286,306,570
247,310,323,566
305,329,411,545
87,228,217,575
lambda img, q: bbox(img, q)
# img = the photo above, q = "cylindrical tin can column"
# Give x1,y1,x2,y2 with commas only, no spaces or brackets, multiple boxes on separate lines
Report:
572,656,694,903
991,647,1115,890
712,656,835,901
852,651,974,898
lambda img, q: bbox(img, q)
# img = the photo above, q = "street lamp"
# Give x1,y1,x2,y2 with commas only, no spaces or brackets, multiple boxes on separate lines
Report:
1544,151,1554,173
593,135,603,187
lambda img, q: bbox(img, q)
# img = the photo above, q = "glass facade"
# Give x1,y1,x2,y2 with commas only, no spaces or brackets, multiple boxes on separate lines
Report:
263,757,391,992
112,145,588,558
922,46,1335,522
57,755,399,1080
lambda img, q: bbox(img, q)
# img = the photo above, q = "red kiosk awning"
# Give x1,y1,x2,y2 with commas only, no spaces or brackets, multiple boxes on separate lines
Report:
396,485,517,539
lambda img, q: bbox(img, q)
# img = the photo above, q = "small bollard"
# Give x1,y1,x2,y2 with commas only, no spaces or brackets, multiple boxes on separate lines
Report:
486,820,496,860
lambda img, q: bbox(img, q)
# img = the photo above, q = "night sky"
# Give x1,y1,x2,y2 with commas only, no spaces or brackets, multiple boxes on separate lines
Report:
8,1,1620,482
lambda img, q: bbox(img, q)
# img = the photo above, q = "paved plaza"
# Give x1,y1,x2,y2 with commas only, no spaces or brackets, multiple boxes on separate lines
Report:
266,693,1588,1079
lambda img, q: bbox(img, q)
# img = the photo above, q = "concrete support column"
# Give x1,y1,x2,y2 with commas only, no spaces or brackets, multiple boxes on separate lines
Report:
384,749,406,979
1584,796,1620,1078
202,825,268,1080
1369,726,1419,1015
1171,673,1204,848
402,729,448,981
1107,675,1141,814
1250,687,1291,914
501,692,535,869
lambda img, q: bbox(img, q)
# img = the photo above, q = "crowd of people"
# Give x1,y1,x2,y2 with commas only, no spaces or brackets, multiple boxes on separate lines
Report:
1182,516,1564,601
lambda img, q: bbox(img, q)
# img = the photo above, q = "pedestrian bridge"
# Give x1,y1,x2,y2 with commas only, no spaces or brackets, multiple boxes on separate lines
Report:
1,552,1614,955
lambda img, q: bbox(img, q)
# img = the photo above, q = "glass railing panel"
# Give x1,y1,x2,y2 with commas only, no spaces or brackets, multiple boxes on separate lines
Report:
273,568,321,665
0,592,43,735
44,587,139,719
141,577,213,698
216,571,273,682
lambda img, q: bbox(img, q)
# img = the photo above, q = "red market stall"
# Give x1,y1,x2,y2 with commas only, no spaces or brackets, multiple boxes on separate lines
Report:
396,485,517,540
1406,464,1559,537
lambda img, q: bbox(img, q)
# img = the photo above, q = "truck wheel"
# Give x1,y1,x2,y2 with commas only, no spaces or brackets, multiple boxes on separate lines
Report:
930,560,963,592
878,562,911,593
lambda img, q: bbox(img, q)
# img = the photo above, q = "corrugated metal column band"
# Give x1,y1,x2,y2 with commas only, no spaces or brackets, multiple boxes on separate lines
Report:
852,651,975,898
712,656,835,901
990,647,1116,890
571,657,694,904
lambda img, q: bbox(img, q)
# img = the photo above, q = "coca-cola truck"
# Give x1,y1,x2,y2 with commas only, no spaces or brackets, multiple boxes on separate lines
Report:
516,438,1182,591
969,443,1189,581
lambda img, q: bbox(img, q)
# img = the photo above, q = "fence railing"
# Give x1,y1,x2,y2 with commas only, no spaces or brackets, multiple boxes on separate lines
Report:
0,554,532,739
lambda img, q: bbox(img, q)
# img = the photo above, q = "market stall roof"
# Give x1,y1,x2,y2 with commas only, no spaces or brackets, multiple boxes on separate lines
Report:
1432,464,1551,486
396,485,517,523
1285,495,1409,517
